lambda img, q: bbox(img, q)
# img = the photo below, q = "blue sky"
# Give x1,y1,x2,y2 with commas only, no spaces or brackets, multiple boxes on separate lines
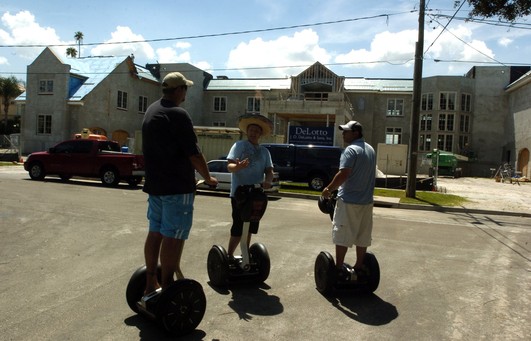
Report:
0,0,530,82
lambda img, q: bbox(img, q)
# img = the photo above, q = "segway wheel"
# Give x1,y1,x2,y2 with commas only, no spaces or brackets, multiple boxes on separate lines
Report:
207,245,230,286
249,243,270,283
314,251,336,295
156,279,206,336
125,265,161,313
362,252,380,293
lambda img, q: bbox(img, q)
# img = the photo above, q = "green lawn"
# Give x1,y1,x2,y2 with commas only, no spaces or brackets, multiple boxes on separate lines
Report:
280,182,467,207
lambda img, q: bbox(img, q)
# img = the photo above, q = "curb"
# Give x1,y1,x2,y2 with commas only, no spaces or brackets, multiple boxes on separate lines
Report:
272,191,531,218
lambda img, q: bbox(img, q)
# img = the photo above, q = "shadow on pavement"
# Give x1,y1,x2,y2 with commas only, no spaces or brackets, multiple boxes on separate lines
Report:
326,292,398,326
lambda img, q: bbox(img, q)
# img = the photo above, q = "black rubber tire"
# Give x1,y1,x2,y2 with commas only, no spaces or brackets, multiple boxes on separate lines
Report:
308,174,327,191
100,167,120,186
314,251,336,295
127,176,142,186
155,279,206,336
362,252,380,293
28,162,45,180
125,265,161,313
249,243,270,283
207,245,229,286
59,174,72,181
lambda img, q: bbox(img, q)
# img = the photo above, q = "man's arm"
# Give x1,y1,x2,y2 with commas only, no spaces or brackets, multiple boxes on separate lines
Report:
321,168,351,198
263,167,274,189
189,153,218,186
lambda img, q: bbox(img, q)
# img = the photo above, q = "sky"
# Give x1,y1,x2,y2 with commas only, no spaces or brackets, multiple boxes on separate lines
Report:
0,0,530,83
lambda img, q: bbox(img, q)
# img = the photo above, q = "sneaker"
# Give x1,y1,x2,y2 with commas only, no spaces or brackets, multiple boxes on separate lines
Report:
139,288,161,309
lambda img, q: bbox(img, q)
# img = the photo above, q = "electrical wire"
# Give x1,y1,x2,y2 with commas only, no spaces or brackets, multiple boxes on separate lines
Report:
0,12,413,49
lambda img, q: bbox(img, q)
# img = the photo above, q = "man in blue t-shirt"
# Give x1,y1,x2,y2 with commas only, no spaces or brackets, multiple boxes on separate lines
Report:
226,114,274,258
321,120,376,281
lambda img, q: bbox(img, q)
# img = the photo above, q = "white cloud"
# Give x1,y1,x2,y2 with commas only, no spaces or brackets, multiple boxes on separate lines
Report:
90,26,155,60
227,29,331,77
0,11,64,62
0,55,8,65
498,37,513,47
154,43,211,71
335,29,417,69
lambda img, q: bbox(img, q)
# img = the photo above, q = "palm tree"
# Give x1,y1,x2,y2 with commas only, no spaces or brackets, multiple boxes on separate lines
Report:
0,76,23,134
66,47,77,58
74,31,84,58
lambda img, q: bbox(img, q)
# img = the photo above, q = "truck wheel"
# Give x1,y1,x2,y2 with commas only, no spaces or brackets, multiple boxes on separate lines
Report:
59,174,72,181
28,162,45,180
127,176,142,187
101,167,120,186
308,174,327,191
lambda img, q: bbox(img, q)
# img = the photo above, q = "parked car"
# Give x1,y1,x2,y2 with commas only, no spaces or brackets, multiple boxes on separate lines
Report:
196,159,280,192
24,139,144,186
261,143,343,191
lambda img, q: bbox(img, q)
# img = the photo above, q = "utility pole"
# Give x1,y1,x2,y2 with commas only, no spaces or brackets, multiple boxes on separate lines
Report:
406,0,425,198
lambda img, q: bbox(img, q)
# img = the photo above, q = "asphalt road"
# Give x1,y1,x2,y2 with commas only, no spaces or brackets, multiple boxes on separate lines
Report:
0,166,530,340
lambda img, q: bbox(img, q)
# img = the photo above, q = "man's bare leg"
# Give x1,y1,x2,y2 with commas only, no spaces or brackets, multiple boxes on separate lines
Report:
354,246,367,269
335,244,348,268
144,231,162,294
160,237,185,288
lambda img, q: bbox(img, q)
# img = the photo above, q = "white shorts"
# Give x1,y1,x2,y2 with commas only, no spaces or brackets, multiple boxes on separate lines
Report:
332,199,373,248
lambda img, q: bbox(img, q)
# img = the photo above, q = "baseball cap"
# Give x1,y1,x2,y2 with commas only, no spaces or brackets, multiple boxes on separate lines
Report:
338,120,363,132
161,72,194,89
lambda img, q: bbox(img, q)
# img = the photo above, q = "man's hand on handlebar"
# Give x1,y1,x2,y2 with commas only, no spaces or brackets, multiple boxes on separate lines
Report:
204,176,218,187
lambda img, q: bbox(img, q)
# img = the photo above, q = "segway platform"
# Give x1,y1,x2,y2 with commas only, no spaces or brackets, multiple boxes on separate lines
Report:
126,265,206,336
207,184,271,287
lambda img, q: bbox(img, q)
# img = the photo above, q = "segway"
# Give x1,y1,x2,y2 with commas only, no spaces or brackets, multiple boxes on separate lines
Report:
207,184,270,286
125,265,206,336
315,193,380,295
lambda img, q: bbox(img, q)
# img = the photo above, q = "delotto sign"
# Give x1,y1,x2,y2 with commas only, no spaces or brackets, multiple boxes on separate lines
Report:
288,126,334,146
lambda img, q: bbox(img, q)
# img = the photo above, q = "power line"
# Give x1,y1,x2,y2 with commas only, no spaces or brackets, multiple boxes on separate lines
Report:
424,1,466,55
0,12,414,49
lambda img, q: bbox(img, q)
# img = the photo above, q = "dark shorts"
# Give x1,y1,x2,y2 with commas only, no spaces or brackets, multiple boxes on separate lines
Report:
230,197,259,236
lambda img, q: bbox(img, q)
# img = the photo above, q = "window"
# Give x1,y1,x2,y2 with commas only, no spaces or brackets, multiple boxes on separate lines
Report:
138,96,148,113
437,134,453,152
461,93,471,112
459,115,470,133
459,135,469,152
419,134,432,151
247,97,261,113
421,93,433,110
39,80,54,94
117,90,128,109
385,127,402,144
438,113,454,131
420,114,432,131
37,114,52,134
387,99,404,116
213,96,227,112
439,92,456,110
212,121,226,127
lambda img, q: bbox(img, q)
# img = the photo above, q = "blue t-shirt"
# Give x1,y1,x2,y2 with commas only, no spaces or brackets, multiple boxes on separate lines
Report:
227,140,273,197
338,138,376,205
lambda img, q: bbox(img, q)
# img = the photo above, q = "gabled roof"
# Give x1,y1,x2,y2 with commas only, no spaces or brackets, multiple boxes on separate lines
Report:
16,48,159,101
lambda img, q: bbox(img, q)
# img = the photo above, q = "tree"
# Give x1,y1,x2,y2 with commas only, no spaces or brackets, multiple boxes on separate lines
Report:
66,47,77,58
0,76,23,134
457,0,531,21
74,31,84,58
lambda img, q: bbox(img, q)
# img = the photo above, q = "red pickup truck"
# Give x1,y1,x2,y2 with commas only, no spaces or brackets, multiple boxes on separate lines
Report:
24,139,144,186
